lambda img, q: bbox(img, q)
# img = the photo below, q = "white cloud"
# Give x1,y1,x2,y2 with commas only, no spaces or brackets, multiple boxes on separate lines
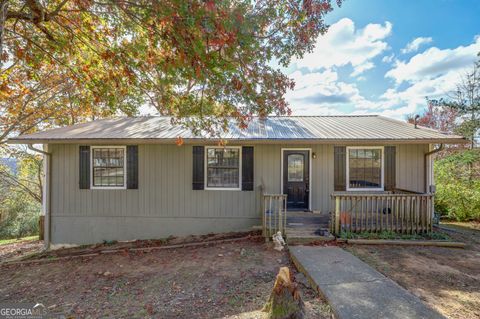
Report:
286,70,377,114
382,53,395,64
350,62,374,77
376,68,464,117
386,36,480,84
401,37,433,54
286,17,480,121
292,18,392,77
376,36,480,118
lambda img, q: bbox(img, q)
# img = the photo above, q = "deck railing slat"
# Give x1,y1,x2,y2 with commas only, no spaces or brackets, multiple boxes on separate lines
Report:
262,194,288,239
331,192,434,236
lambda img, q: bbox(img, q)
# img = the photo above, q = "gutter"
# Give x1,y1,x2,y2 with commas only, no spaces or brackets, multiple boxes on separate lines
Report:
28,144,52,250
424,144,444,193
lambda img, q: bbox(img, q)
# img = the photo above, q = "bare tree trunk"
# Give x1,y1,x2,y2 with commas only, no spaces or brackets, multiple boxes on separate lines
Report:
263,267,305,319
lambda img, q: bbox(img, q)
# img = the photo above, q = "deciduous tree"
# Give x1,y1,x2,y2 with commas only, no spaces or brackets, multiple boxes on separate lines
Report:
407,98,458,134
408,55,480,149
450,59,480,149
411,56,480,213
1,0,341,141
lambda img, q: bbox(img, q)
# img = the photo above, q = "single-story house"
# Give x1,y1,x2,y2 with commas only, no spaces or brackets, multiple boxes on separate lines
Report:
8,115,466,248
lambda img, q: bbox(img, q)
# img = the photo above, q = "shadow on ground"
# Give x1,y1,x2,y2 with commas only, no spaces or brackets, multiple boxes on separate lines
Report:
345,224,480,319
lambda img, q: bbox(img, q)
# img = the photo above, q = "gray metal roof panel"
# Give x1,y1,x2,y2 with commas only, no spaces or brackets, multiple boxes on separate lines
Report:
8,115,466,143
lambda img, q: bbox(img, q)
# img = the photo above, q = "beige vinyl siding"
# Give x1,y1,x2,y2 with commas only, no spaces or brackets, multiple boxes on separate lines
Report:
396,144,428,193
49,143,427,244
50,144,259,244
51,144,257,219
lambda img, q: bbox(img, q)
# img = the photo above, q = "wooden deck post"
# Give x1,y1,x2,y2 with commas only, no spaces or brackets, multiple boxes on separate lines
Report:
335,196,341,235
262,194,289,240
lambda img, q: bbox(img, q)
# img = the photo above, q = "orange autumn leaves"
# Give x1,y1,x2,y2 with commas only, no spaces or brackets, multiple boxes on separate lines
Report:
1,0,339,142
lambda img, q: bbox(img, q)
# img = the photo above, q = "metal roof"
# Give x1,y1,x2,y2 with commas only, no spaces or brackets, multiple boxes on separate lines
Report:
8,115,467,144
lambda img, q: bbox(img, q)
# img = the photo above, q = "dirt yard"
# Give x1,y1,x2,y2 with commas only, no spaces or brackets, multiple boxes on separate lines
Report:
346,223,480,319
0,237,43,262
0,238,331,318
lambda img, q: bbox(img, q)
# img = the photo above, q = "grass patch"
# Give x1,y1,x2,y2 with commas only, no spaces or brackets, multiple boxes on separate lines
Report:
340,230,450,241
0,235,39,246
441,221,480,232
102,240,118,246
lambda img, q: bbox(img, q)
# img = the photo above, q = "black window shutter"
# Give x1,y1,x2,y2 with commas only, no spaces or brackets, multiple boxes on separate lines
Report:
192,146,205,190
127,145,139,189
79,146,90,189
242,146,254,191
334,146,346,191
384,146,396,191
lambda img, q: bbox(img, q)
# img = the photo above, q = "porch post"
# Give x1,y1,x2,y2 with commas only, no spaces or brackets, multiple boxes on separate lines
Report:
335,196,340,235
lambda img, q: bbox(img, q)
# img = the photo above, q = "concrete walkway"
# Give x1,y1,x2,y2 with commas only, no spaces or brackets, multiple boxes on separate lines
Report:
290,246,445,319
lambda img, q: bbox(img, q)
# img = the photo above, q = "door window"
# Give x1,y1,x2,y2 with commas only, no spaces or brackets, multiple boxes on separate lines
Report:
287,154,304,182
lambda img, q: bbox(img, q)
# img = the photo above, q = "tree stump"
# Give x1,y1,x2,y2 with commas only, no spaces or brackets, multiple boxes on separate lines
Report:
263,267,305,319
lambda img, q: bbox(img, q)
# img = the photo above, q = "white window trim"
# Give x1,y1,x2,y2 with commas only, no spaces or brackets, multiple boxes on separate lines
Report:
90,145,127,190
346,146,384,192
204,146,242,191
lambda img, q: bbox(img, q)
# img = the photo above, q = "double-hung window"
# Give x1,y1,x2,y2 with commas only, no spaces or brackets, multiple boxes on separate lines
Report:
91,146,126,189
205,146,241,190
346,147,383,191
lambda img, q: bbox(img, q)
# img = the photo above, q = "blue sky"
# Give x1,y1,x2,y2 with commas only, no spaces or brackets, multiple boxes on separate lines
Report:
284,0,480,119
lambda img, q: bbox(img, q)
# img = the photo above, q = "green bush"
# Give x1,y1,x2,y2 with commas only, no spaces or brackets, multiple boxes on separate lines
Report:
0,156,42,240
340,230,450,240
434,149,480,221
0,191,40,239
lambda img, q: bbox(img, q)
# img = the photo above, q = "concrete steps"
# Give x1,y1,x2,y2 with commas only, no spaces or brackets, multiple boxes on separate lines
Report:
258,211,335,245
286,225,335,245
287,234,335,245
285,211,334,245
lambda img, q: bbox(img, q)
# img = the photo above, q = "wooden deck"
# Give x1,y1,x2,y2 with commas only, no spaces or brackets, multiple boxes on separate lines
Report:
332,192,434,235
262,190,435,242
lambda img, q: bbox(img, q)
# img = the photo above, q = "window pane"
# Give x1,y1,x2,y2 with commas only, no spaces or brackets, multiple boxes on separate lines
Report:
206,148,240,188
288,154,304,182
207,148,239,167
349,148,381,189
93,167,103,186
92,148,125,187
207,168,239,188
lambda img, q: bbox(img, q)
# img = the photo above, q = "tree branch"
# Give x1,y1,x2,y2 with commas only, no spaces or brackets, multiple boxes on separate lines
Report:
0,169,42,203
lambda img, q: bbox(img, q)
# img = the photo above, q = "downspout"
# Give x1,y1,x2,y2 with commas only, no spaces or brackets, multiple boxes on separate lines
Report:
28,144,52,250
424,144,444,193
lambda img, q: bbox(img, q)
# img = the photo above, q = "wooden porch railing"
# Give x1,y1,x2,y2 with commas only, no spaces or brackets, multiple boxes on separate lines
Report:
262,194,287,239
331,192,434,235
